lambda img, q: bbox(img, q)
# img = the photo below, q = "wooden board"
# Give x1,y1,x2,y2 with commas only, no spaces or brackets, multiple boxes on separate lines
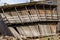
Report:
29,14,39,22
17,26,26,37
3,12,21,23
38,9,45,16
20,15,30,23
21,26,33,37
47,24,51,35
11,11,17,16
52,9,57,19
38,24,45,36
29,9,38,15
50,24,56,35
29,25,40,37
38,23,56,36
34,25,40,36
17,26,33,37
8,27,22,40
20,10,29,15
17,25,40,37
46,10,52,16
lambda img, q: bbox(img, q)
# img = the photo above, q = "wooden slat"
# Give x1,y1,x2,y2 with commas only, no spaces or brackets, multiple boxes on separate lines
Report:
20,15,30,23
20,10,29,15
52,9,57,19
17,26,26,37
33,25,40,36
29,9,38,15
29,25,40,37
46,10,52,15
43,24,48,35
38,23,57,36
12,16,21,23
3,12,12,16
50,24,56,35
11,11,17,16
8,27,22,40
3,12,21,23
21,26,33,37
47,24,51,35
38,9,46,21
38,24,45,36
17,26,33,37
30,14,39,22
39,9,45,16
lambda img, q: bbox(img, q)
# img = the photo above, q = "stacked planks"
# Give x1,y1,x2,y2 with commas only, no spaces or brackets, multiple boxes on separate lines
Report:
16,23,56,37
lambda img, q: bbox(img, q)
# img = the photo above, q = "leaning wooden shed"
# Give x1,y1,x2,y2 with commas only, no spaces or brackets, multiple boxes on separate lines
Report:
0,0,59,40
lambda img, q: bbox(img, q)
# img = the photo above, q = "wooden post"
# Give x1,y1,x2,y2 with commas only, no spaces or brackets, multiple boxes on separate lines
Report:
34,5,40,21
15,7,22,23
25,6,31,22
43,5,46,21
1,8,10,23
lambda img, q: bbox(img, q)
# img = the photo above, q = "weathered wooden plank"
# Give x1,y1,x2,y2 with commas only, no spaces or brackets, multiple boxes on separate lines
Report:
20,10,29,15
8,27,22,40
29,14,39,22
34,25,40,36
38,9,46,21
20,15,30,23
21,26,33,37
10,11,17,16
50,24,56,35
38,24,45,36
52,9,57,19
38,9,45,16
46,10,52,20
29,25,39,37
17,26,26,37
29,9,38,15
47,24,51,35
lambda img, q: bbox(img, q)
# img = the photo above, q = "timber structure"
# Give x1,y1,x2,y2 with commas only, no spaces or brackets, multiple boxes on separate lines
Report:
0,0,59,40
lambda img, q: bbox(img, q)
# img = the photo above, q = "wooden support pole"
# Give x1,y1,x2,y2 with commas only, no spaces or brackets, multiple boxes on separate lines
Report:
25,6,31,21
43,5,46,21
50,5,53,20
15,7,22,23
34,5,40,20
1,8,10,23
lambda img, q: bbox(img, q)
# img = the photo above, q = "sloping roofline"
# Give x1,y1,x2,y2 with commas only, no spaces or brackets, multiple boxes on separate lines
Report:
0,1,57,9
